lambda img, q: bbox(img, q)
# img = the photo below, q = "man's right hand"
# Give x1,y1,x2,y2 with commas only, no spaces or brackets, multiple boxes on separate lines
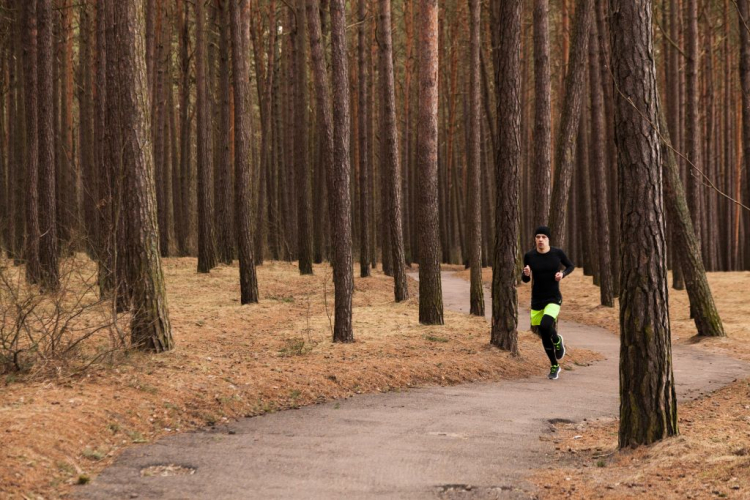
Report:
523,265,531,277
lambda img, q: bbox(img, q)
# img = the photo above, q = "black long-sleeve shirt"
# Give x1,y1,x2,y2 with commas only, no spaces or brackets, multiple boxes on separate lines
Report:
521,247,575,310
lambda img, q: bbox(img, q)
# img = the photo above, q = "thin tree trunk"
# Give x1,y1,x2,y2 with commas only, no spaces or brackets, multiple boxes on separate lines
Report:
417,0,443,325
532,0,551,228
588,17,613,306
330,0,354,341
24,0,41,284
230,0,260,304
379,0,409,301
547,0,592,248
177,0,191,256
358,0,371,277
468,0,484,316
216,0,235,265
294,0,313,274
196,0,217,272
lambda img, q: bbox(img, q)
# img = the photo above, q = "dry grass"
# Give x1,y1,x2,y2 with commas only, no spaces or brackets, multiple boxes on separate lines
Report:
0,257,600,499
455,266,750,498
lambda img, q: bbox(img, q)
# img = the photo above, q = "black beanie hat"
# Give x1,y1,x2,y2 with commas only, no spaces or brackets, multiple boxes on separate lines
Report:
534,226,551,239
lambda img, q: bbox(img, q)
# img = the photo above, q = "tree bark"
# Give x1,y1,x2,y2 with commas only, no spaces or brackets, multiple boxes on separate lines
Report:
230,0,260,304
115,0,173,351
196,0,218,272
467,0,484,316
216,0,235,265
294,0,314,275
588,18,613,307
739,0,750,270
610,0,678,448
379,0,409,301
686,0,703,259
532,0,551,228
417,0,443,325
330,0,354,341
24,0,41,284
547,0,592,248
490,0,521,353
358,0,371,277
38,0,59,289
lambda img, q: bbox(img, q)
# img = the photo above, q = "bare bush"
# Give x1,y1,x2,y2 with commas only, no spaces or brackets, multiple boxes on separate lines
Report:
0,253,125,378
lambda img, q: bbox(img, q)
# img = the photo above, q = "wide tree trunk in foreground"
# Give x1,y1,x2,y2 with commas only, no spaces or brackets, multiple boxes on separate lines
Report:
116,0,173,352
490,0,521,354
468,0,484,316
230,0,260,304
417,0,443,325
330,0,354,341
379,0,409,302
610,0,677,448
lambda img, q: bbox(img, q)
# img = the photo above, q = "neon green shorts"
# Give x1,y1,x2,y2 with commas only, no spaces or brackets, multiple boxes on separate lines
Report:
530,303,561,326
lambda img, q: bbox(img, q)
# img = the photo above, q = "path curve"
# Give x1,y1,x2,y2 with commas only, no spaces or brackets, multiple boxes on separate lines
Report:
78,272,750,499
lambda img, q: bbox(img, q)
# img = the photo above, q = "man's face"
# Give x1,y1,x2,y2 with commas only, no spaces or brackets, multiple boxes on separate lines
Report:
535,234,549,249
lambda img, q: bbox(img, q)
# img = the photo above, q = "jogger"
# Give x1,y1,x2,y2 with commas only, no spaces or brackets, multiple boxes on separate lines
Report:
521,226,575,379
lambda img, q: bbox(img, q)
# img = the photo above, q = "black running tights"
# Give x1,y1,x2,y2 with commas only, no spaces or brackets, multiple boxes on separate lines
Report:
539,314,559,365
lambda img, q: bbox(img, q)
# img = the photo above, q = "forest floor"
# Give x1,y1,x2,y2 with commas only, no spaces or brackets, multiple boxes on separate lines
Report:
0,257,602,499
457,267,750,499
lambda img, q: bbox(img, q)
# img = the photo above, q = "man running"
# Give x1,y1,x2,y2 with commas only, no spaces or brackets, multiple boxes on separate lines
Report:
521,226,575,380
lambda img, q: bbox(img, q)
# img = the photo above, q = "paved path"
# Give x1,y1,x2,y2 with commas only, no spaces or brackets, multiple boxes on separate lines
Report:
79,273,750,499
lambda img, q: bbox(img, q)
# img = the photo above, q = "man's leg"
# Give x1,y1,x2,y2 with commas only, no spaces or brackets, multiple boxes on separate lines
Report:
541,303,565,360
538,315,558,365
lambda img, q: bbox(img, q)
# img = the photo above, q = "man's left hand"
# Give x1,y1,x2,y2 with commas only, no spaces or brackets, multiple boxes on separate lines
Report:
555,272,563,282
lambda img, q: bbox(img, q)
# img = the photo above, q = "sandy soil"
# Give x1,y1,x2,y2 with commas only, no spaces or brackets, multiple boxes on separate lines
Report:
0,258,599,499
456,266,750,499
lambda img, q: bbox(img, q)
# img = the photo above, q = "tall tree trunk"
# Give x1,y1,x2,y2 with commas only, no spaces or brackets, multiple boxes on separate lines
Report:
294,0,314,275
739,0,750,270
417,0,443,325
177,0,191,256
547,0,592,248
610,0,678,448
306,0,332,267
38,0,58,289
216,0,234,265
24,0,41,284
196,0,217,272
230,0,260,304
685,0,703,260
330,0,354,341
490,0,521,353
532,0,551,228
115,0,173,351
379,0,409,301
588,18,613,307
467,0,484,316
358,0,371,277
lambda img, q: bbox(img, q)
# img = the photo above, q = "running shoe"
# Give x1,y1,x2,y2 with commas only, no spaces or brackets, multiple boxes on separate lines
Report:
548,364,561,380
553,334,565,360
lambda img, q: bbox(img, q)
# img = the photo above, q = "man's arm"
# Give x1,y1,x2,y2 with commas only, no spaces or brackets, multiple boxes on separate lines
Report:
521,252,531,283
558,249,575,278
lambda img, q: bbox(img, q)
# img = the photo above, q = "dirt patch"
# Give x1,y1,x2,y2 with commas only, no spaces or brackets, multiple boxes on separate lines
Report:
532,378,750,499
0,258,600,499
